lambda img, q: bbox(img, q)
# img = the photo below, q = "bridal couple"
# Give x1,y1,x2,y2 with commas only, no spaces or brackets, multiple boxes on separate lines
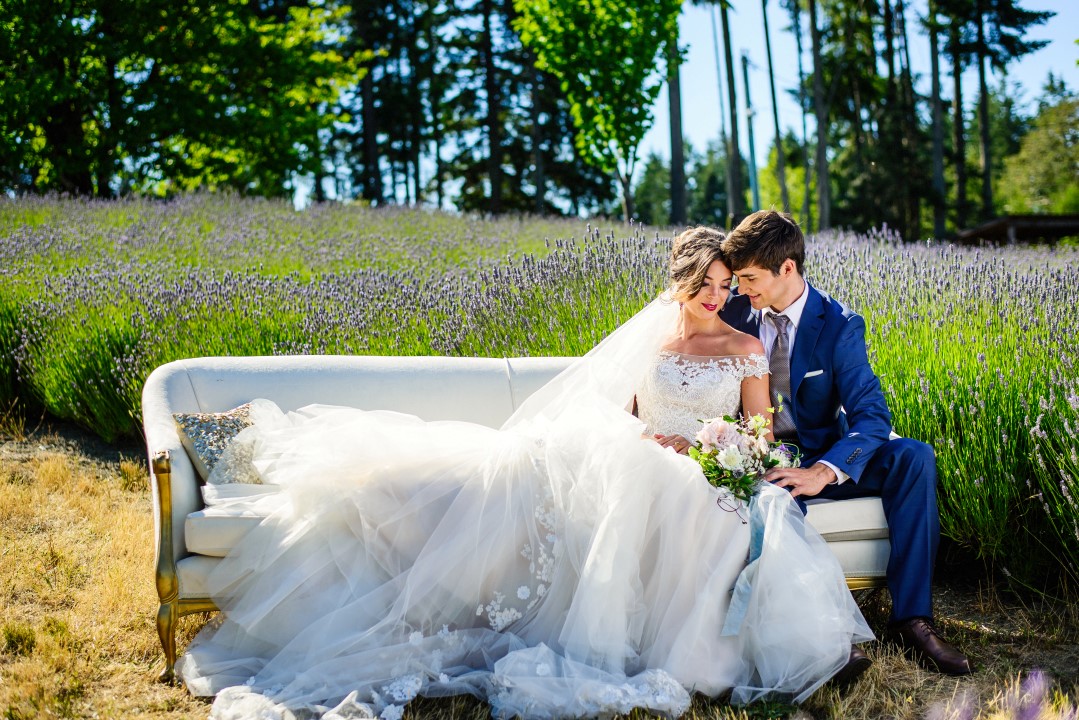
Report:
178,211,972,719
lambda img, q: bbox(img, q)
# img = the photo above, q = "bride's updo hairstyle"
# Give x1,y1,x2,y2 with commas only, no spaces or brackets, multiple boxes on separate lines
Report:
668,226,729,303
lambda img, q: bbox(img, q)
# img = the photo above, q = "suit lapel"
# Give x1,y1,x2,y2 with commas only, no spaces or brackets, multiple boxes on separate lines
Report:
790,284,825,403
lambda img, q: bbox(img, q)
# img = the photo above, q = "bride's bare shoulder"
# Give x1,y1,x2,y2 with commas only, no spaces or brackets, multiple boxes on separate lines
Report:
725,331,765,358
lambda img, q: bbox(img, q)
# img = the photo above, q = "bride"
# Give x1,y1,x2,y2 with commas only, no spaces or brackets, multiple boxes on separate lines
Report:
178,227,873,719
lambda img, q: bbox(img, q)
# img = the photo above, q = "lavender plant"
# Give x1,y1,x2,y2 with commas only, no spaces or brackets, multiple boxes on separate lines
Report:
2,195,1078,585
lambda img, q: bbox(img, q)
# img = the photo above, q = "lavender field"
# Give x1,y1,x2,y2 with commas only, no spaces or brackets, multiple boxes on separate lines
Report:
2,193,1077,587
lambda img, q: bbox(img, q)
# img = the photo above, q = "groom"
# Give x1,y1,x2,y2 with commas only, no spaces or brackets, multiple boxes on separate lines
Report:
718,210,973,677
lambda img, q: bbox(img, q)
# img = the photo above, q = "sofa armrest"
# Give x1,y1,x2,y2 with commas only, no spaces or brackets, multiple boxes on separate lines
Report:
143,360,204,567
150,451,180,606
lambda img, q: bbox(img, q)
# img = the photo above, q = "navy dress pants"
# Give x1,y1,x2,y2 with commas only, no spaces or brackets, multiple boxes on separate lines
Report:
798,438,940,623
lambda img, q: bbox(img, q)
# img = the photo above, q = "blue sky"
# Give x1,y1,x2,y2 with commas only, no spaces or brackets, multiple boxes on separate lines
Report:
640,0,1078,178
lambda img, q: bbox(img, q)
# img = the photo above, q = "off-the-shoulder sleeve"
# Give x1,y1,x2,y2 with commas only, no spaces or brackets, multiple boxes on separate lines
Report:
740,353,770,379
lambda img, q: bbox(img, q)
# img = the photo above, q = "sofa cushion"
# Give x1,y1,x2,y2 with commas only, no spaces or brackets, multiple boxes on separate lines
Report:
176,555,221,599
822,538,890,577
178,356,519,429
186,506,267,557
183,494,889,568
804,497,889,541
174,403,254,481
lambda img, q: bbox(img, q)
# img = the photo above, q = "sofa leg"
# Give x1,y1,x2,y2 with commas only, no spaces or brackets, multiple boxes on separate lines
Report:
157,601,179,684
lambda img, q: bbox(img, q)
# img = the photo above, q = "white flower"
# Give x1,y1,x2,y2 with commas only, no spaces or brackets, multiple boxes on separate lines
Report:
380,704,404,720
517,586,531,600
769,447,793,467
408,631,423,646
438,673,450,683
746,413,769,435
716,444,745,471
536,663,551,676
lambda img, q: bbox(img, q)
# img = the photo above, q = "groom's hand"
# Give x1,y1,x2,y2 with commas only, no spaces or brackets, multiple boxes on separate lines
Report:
765,463,836,498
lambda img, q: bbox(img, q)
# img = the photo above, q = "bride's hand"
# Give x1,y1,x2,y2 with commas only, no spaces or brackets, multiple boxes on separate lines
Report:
653,433,692,454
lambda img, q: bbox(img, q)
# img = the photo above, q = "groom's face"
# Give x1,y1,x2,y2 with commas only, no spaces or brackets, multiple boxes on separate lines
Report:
733,262,795,312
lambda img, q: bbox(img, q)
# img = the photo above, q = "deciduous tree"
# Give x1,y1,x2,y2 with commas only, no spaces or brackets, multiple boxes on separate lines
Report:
513,0,683,222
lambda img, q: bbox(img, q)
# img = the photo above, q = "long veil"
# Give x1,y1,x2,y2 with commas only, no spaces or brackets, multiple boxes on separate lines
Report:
503,291,681,429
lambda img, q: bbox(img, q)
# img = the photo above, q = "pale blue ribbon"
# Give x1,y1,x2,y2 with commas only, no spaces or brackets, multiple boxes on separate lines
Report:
721,493,766,637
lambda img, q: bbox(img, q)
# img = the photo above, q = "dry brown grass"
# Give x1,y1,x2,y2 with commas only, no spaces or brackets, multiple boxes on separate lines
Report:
1,424,1077,719
0,399,28,442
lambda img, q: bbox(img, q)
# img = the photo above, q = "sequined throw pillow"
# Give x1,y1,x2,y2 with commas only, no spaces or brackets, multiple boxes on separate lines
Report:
174,403,259,483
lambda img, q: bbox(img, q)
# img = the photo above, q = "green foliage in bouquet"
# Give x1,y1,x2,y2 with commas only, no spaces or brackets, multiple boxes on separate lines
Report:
688,414,801,505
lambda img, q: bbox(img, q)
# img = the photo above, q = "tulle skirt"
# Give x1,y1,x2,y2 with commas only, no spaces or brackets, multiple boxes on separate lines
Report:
177,397,873,719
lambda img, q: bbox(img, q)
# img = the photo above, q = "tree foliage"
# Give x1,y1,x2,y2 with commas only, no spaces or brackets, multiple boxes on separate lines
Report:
0,0,367,197
999,90,1079,214
0,0,1068,233
512,0,683,221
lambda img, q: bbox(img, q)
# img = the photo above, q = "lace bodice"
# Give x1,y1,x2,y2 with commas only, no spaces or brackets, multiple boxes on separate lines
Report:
637,351,769,440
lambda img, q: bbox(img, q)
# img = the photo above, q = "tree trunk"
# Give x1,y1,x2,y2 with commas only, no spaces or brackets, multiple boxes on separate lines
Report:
361,70,382,204
719,1,745,222
408,5,423,206
668,40,687,225
951,24,967,230
432,138,444,210
45,96,93,195
313,126,327,203
897,0,920,237
95,53,119,198
425,11,444,210
762,0,789,212
93,6,119,199
618,172,635,224
481,0,503,213
530,62,546,214
852,80,867,175
741,52,760,212
883,0,896,104
809,0,830,230
975,1,993,219
929,9,945,237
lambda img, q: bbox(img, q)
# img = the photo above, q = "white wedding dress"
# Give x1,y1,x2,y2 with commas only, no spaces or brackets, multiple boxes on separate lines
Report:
178,298,872,720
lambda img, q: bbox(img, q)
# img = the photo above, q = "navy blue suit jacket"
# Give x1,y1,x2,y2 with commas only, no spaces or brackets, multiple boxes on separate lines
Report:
721,284,893,482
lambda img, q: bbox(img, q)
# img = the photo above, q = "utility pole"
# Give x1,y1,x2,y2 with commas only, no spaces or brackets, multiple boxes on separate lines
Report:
741,51,760,212
761,0,789,212
719,0,746,222
711,5,733,228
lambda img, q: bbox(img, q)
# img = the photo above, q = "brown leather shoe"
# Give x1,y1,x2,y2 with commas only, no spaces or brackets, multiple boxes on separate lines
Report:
829,645,872,688
890,617,974,675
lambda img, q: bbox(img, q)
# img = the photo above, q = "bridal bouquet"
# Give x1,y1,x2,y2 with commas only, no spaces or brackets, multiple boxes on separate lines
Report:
688,414,801,504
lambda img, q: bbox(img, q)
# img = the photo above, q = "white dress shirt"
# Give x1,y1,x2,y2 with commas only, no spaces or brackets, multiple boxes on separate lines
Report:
761,281,849,485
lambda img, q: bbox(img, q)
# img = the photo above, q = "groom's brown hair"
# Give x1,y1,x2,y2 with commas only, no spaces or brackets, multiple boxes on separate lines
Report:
722,210,805,276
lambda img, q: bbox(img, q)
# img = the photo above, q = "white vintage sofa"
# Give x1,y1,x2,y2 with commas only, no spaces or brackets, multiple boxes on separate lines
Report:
142,355,890,683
